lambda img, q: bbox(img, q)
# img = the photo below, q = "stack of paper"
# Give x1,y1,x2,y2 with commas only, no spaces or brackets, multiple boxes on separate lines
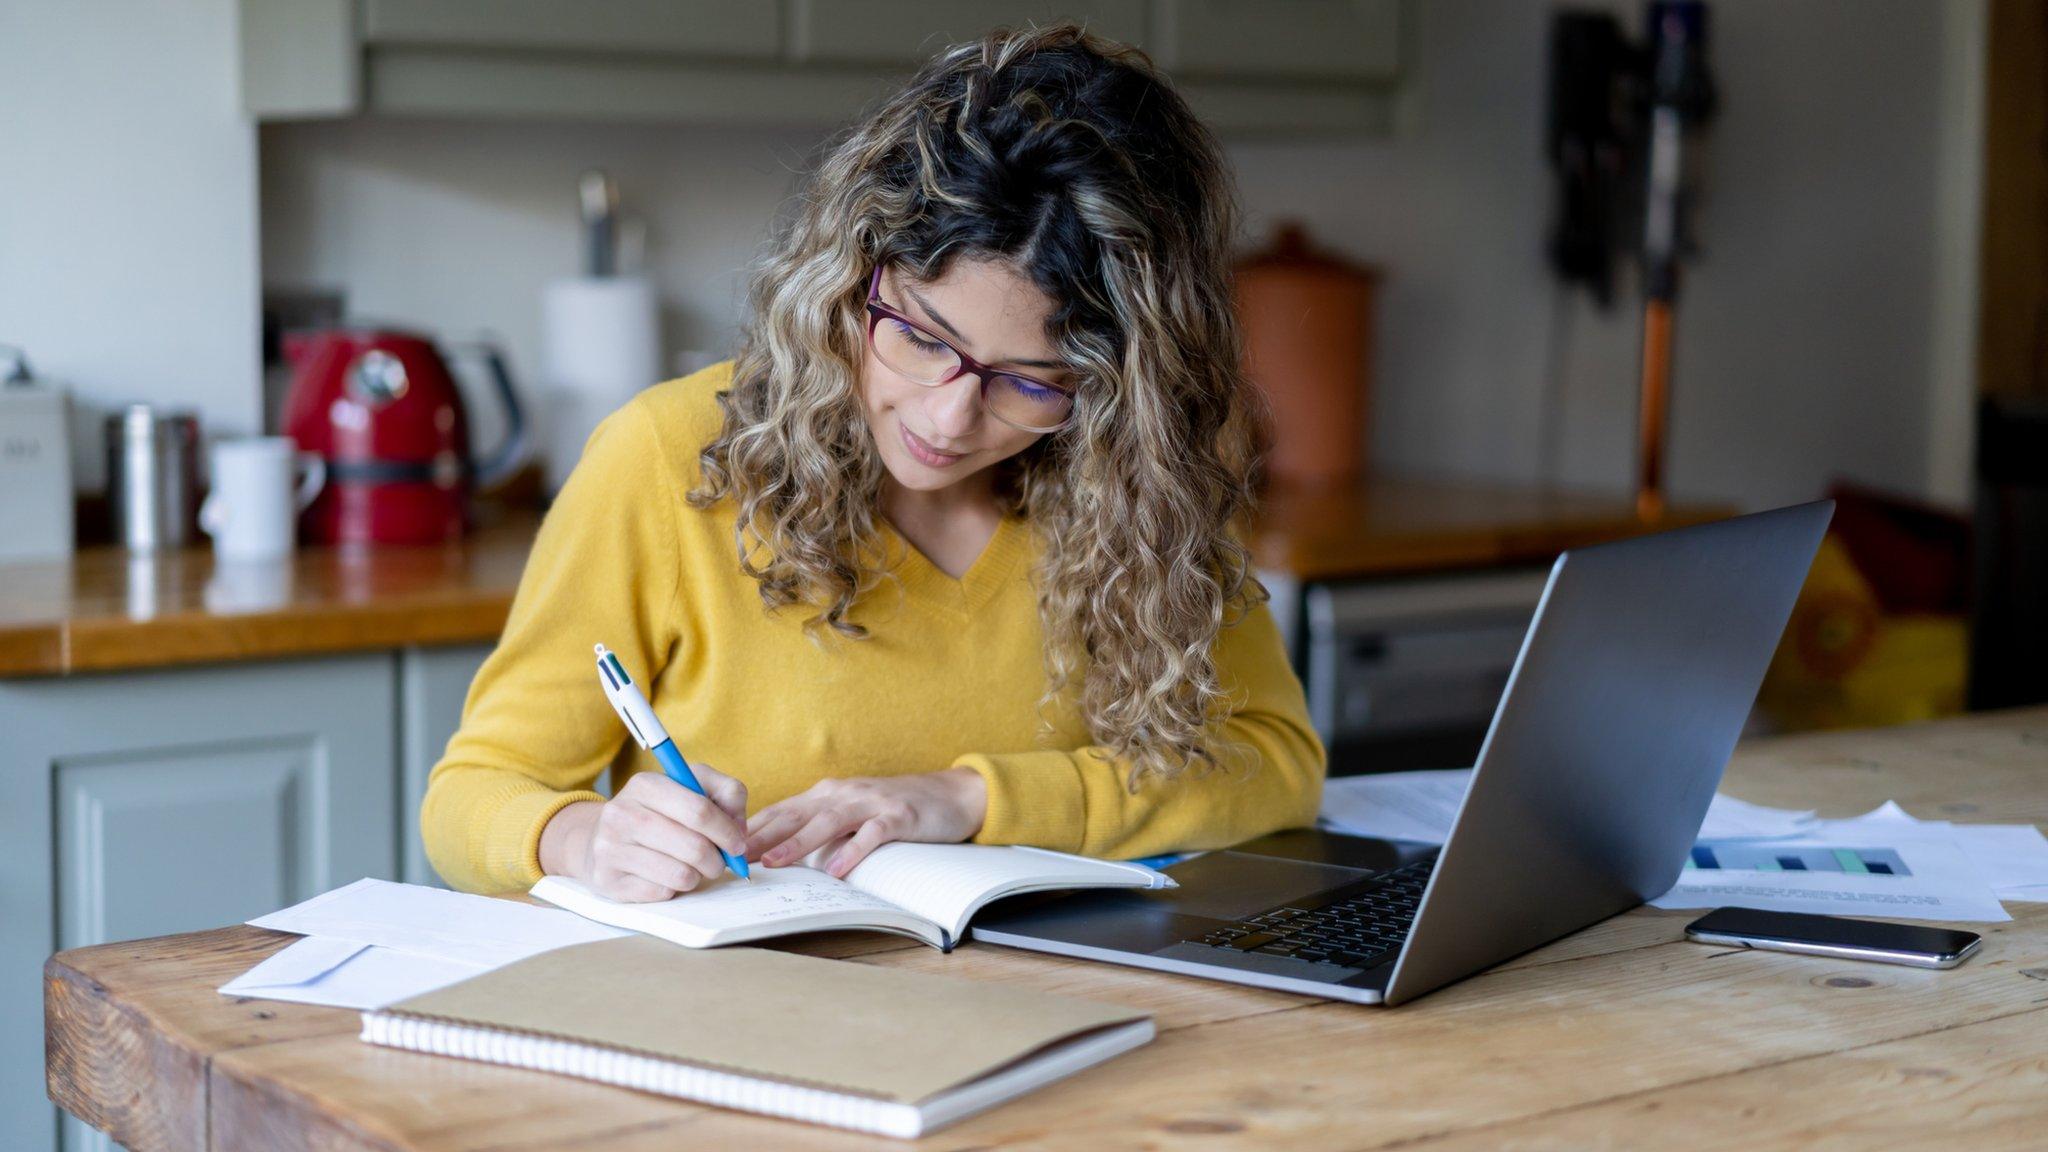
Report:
1651,805,2013,922
1319,770,2048,922
220,879,628,1009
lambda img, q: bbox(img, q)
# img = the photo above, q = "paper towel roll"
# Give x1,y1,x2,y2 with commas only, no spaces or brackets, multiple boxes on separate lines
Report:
541,276,661,493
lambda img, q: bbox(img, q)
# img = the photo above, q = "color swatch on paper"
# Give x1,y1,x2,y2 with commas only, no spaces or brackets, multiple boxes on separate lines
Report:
1686,844,1912,877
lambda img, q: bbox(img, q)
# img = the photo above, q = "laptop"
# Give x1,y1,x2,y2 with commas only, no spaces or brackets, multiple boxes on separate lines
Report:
972,501,1834,1006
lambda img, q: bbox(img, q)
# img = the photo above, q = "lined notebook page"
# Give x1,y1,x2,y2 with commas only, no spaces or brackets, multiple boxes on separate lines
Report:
531,868,940,947
842,844,1167,939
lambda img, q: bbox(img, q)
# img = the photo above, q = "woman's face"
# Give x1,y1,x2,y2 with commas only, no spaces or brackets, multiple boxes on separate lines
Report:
861,258,1068,495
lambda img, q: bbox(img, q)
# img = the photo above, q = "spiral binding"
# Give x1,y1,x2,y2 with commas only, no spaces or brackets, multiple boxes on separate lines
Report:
359,1012,920,1138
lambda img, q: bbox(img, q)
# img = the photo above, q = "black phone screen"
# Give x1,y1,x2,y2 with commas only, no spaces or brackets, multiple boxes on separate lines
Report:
1688,907,1979,957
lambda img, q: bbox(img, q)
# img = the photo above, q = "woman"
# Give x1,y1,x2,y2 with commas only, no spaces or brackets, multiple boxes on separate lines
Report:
423,24,1325,899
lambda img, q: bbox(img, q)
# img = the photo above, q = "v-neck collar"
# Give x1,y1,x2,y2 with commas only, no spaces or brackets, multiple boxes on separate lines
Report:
879,513,1031,616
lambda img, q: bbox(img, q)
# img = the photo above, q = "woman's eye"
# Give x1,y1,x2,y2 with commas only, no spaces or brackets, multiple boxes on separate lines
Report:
891,320,947,354
998,375,1058,400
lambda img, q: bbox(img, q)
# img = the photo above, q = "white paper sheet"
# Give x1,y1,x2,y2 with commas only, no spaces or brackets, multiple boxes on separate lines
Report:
1317,769,1817,844
1650,830,2011,921
1318,769,1472,843
247,878,628,968
220,936,486,1009
1956,825,2048,899
1697,794,1821,840
1776,801,2048,902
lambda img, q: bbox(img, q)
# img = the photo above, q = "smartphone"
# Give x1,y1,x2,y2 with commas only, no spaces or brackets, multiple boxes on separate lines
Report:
1684,907,1981,969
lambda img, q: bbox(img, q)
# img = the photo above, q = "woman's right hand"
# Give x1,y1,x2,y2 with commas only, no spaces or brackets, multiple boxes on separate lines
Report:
539,766,749,902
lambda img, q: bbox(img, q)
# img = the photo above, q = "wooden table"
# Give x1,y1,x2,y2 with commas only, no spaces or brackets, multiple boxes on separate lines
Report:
51,709,2046,1151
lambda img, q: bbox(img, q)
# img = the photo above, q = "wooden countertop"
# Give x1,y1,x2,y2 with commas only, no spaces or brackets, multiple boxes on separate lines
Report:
0,516,536,678
1248,473,1728,581
0,476,1730,678
43,708,2048,1151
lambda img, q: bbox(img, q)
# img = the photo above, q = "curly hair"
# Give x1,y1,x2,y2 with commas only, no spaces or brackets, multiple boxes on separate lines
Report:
691,23,1267,786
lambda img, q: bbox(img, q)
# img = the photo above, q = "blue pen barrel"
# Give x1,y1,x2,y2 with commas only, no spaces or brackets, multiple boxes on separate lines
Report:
652,740,751,880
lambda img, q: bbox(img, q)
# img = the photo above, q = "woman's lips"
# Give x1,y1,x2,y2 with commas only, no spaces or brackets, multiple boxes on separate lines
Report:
900,423,966,467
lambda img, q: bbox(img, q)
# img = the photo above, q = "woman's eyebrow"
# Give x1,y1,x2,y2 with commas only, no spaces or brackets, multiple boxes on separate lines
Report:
900,283,1064,371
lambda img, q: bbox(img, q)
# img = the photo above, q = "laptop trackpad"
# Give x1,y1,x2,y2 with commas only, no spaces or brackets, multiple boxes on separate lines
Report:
1162,852,1374,920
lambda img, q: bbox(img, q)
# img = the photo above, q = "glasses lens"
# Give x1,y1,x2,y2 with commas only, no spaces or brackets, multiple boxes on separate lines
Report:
987,373,1074,431
871,315,961,384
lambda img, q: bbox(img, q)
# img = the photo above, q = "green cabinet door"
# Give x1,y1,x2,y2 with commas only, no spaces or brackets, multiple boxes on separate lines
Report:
2,655,398,1152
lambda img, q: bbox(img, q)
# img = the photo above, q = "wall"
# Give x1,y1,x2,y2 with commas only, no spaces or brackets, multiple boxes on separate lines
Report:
1231,0,1968,508
259,0,1978,511
0,0,262,489
259,117,822,459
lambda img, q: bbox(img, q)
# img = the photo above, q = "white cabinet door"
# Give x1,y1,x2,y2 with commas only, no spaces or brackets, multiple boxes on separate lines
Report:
1164,0,1403,82
790,0,1148,64
2,655,397,1152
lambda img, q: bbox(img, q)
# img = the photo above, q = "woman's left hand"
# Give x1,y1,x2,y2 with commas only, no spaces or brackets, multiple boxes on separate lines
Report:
745,768,988,878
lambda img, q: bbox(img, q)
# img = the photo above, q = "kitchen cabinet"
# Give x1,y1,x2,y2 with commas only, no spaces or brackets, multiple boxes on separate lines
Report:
2,655,398,1152
240,0,1407,133
397,643,492,888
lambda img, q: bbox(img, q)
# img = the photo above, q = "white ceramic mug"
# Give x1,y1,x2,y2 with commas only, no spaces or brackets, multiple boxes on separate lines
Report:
199,437,325,561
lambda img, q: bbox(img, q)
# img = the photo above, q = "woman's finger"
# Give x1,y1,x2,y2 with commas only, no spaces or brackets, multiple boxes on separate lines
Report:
761,805,866,869
619,807,731,880
591,871,674,904
594,843,704,902
624,773,747,856
743,802,812,860
823,817,898,878
693,761,750,825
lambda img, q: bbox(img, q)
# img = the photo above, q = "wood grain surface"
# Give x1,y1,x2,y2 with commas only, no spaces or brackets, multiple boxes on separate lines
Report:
46,709,2047,1151
0,477,1728,678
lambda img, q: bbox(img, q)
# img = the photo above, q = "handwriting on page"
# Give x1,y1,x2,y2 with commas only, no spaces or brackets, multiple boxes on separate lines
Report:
645,867,899,931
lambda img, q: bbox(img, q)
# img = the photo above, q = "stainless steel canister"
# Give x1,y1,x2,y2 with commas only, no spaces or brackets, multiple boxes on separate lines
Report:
105,404,201,552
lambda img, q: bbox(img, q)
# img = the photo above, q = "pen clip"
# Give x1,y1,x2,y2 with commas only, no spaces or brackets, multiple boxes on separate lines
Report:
594,642,666,750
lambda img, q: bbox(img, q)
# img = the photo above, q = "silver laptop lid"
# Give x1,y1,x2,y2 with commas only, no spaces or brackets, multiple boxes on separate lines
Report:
1382,501,1833,1006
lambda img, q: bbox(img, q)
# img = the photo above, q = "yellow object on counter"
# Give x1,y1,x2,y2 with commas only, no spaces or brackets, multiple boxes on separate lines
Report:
1756,535,1967,732
422,362,1326,894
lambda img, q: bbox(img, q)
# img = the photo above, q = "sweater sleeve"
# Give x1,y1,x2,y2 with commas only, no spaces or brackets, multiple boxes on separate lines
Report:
421,400,684,893
954,598,1327,860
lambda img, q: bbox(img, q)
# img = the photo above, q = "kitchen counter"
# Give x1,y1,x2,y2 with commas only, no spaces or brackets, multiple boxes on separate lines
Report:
1249,473,1729,582
0,476,1732,677
0,517,536,677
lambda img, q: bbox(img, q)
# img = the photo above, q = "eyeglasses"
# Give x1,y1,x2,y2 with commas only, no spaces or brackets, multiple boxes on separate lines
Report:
864,267,1077,434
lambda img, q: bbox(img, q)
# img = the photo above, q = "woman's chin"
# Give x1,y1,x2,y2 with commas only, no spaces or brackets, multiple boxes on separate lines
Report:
882,455,976,492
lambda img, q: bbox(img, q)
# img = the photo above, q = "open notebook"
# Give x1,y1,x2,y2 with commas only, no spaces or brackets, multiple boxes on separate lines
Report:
360,935,1153,1138
531,842,1174,951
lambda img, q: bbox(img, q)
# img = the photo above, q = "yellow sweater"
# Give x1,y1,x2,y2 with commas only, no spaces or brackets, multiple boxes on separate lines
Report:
423,362,1326,894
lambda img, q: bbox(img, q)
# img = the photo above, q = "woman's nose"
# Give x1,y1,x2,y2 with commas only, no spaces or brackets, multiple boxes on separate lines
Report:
925,376,982,439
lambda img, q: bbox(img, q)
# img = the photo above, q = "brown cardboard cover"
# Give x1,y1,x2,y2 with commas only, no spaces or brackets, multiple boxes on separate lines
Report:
380,936,1147,1103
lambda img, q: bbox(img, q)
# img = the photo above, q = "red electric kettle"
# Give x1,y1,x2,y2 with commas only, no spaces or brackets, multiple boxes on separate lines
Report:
282,328,528,547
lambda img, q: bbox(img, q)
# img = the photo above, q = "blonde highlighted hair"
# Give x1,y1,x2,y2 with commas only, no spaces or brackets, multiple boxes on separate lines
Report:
692,24,1266,786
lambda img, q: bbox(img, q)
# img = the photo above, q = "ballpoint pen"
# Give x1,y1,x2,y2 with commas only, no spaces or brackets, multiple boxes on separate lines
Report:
593,643,750,882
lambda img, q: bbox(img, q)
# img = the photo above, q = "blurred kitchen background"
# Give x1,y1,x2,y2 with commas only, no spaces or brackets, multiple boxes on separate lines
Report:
12,0,2048,1139
5,3,2048,1146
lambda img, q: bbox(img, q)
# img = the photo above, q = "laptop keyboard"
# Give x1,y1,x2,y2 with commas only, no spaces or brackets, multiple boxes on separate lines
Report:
1192,857,1436,970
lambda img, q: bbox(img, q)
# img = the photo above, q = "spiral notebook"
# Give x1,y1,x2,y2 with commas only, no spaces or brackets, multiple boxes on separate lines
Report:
359,935,1153,1138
